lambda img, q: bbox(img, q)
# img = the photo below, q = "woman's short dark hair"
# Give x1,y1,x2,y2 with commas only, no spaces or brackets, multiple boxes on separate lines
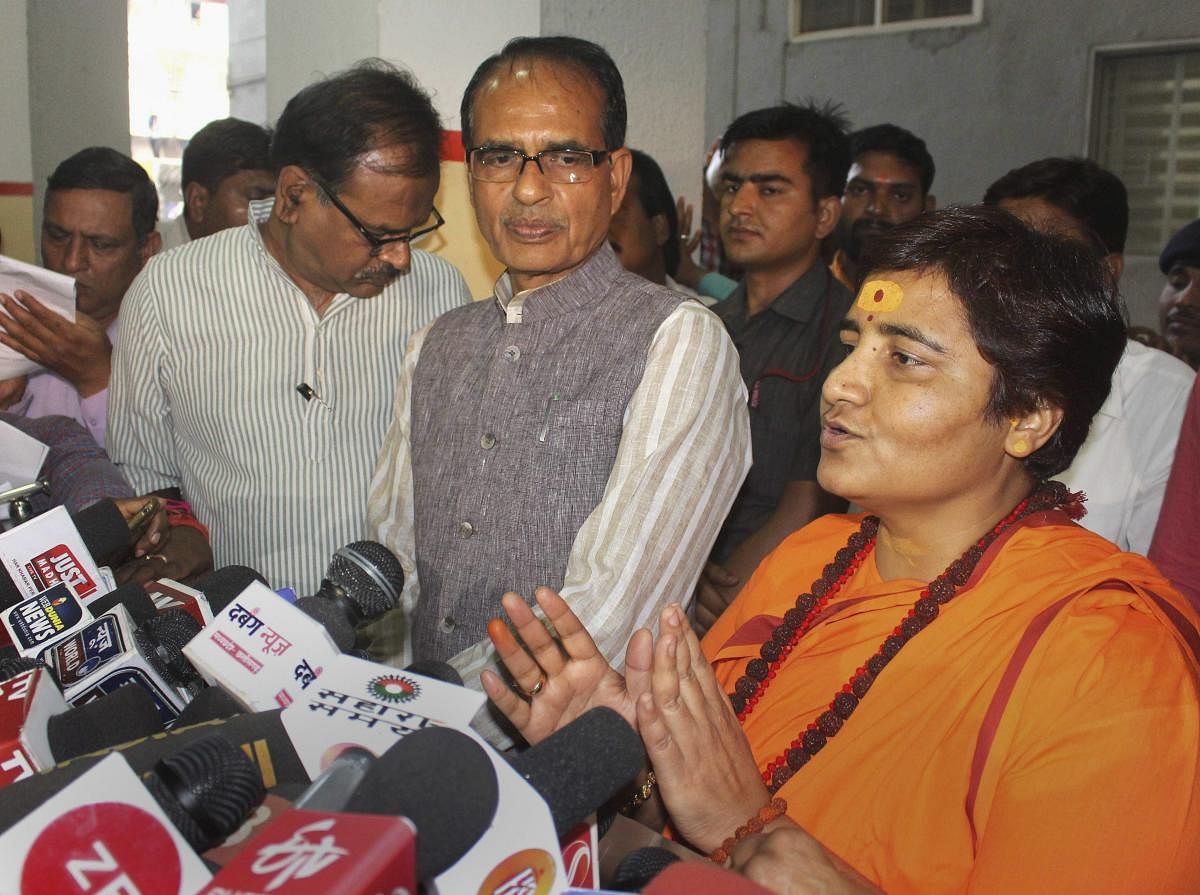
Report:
629,149,680,276
460,36,626,151
47,147,158,240
860,205,1127,480
271,59,441,188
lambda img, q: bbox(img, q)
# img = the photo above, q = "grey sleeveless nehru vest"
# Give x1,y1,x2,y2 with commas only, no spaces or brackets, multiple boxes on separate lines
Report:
409,245,686,660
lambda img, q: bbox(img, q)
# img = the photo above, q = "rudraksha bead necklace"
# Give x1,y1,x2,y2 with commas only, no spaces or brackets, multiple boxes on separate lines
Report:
729,482,1078,794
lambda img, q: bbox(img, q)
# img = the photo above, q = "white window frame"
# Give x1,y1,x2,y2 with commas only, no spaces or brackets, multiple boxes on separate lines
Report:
1085,39,1200,256
789,0,982,43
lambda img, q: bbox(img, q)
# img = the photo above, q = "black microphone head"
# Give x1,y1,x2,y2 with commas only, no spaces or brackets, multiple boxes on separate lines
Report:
172,686,242,728
347,725,499,881
295,595,356,651
74,499,133,566
86,582,158,627
508,706,644,838
47,683,164,761
147,733,265,852
0,654,48,684
322,540,404,619
195,565,269,614
403,659,464,687
135,608,203,688
610,846,682,892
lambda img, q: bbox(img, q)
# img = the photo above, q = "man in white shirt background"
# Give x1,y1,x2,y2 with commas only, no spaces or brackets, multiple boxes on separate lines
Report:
984,156,1195,553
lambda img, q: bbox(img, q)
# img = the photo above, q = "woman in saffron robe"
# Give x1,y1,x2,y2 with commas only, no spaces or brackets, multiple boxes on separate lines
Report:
482,207,1200,894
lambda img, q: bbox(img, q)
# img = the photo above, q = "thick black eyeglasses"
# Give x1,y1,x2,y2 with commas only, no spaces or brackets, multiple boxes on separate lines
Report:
468,147,612,184
313,179,444,253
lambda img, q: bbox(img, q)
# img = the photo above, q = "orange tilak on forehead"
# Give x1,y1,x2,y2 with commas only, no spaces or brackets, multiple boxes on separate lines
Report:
857,279,904,320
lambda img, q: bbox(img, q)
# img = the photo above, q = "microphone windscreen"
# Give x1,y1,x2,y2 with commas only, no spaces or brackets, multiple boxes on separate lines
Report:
611,846,682,892
346,725,499,880
196,565,269,614
324,540,404,618
86,582,157,627
172,686,242,727
508,706,644,838
134,608,203,688
295,595,356,651
74,499,132,566
147,733,266,852
47,683,165,761
403,659,463,687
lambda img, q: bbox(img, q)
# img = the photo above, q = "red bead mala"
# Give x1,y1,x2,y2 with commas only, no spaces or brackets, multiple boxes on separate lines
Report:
728,482,1077,794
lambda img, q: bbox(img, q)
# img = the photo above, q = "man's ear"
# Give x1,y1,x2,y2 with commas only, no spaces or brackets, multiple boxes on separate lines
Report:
924,193,937,212
274,165,310,224
184,181,209,229
1005,403,1063,461
138,230,162,267
608,147,633,216
815,194,842,240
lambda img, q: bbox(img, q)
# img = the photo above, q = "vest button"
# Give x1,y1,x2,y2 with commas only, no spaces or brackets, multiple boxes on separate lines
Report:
439,615,456,633
458,521,475,538
503,345,521,361
480,433,497,450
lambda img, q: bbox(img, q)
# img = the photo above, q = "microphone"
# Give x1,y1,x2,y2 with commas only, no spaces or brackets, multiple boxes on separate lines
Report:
642,861,777,893
199,726,496,893
294,540,405,650
0,666,66,788
172,685,242,727
72,498,137,567
84,581,158,626
611,846,682,892
40,604,198,725
0,750,216,893
346,725,500,881
290,746,374,812
47,681,164,762
0,505,109,654
182,579,342,711
142,733,265,853
0,709,306,831
193,565,270,614
507,706,645,838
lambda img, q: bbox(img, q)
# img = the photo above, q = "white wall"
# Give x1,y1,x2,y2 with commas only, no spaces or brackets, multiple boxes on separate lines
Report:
541,0,710,213
0,1,32,183
264,0,379,121
379,0,542,126
25,0,131,258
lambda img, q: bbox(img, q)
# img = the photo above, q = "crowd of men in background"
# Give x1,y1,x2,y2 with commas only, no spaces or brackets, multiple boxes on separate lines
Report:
1,36,1198,688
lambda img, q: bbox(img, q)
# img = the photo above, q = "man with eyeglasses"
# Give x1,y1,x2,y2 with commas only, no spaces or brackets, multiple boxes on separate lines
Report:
108,61,471,592
366,37,749,736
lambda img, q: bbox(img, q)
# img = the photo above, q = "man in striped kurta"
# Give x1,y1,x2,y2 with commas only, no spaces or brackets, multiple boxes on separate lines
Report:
367,38,750,731
108,62,470,593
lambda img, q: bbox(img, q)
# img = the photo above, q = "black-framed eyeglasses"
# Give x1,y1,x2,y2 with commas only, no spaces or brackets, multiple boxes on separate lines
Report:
467,147,611,184
312,179,444,253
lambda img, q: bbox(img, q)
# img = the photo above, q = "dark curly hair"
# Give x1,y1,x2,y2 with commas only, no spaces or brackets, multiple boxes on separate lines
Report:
720,102,850,202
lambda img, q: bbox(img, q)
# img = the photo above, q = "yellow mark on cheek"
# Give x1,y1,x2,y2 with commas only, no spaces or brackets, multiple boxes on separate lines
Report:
857,279,904,313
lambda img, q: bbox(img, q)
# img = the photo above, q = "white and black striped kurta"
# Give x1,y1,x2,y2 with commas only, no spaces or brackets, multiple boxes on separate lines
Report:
109,203,471,593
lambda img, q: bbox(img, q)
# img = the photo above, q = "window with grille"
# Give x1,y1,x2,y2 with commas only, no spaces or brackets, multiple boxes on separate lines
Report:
792,0,978,39
1091,47,1200,255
